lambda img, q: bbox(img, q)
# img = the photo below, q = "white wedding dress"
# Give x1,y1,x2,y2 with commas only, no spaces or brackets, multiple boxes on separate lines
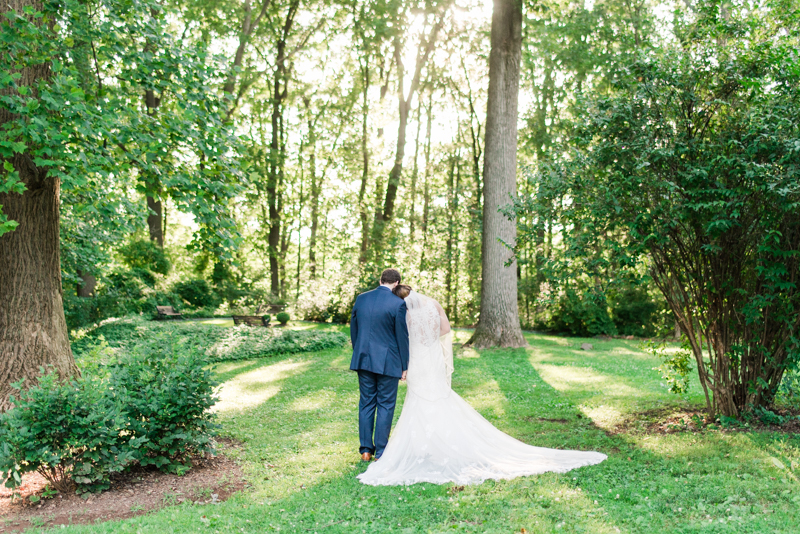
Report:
358,291,606,486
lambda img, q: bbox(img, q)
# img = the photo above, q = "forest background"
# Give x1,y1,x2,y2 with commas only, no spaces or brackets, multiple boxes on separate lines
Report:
1,0,799,419
20,0,679,337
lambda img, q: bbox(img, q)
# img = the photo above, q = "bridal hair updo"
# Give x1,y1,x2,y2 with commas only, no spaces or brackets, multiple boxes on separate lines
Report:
393,284,412,299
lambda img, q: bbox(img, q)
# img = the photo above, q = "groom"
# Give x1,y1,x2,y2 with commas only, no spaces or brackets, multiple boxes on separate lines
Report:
350,268,410,461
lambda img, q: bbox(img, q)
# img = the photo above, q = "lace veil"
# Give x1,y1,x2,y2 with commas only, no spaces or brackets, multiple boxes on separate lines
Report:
405,291,454,388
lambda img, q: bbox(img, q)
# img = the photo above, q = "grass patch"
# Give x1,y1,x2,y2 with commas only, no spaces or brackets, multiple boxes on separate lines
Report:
45,329,800,533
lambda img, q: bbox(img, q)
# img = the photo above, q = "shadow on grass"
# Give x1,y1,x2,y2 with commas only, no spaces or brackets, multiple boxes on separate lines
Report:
54,338,800,534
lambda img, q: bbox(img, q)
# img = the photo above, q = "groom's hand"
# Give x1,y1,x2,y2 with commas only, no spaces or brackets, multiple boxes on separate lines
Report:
401,371,408,381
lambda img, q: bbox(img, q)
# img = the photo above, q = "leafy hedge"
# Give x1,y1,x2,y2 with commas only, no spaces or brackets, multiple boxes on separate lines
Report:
0,338,217,494
72,317,349,363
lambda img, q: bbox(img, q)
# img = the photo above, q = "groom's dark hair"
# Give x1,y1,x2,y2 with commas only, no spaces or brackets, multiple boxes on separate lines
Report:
380,268,402,285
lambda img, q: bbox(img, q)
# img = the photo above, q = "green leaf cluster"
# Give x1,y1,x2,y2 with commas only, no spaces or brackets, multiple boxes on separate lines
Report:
0,339,219,493
72,316,350,363
517,0,800,414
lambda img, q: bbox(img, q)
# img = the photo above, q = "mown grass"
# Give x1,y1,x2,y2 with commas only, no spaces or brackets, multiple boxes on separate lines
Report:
36,328,800,533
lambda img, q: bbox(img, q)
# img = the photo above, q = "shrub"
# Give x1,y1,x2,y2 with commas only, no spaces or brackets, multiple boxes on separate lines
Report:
296,284,354,323
0,372,138,494
119,239,171,275
174,279,220,308
551,288,617,337
276,312,290,324
609,287,658,337
0,337,220,494
107,340,219,474
71,317,350,363
776,368,800,410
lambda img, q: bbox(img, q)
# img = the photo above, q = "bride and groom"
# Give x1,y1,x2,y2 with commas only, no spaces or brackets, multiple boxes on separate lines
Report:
350,268,606,486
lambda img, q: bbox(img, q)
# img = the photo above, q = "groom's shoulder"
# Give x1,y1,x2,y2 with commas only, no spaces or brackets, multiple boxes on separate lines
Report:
354,288,378,304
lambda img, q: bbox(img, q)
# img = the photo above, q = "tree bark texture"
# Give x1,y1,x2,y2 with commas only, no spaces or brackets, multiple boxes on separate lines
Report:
358,59,371,262
76,270,96,298
146,192,163,247
0,0,79,410
305,98,320,279
267,1,298,295
469,0,526,348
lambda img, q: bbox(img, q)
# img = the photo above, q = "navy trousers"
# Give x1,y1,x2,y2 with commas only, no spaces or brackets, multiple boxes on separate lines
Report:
357,370,399,458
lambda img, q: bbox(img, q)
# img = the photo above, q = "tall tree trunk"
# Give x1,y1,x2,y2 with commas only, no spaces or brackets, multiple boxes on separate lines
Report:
304,98,320,279
222,0,273,118
408,100,422,239
143,5,164,247
419,92,433,271
0,0,79,411
267,3,298,295
76,270,96,298
358,59,371,263
463,66,484,317
453,152,461,325
468,0,526,348
146,189,163,247
445,152,456,317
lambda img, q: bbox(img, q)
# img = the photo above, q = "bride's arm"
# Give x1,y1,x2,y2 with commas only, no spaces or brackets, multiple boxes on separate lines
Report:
434,300,451,335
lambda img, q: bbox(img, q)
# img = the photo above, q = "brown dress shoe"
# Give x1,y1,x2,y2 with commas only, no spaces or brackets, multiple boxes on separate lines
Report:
361,452,372,462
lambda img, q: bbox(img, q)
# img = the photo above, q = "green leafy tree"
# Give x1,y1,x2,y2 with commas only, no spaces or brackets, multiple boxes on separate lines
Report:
0,0,241,408
517,1,800,416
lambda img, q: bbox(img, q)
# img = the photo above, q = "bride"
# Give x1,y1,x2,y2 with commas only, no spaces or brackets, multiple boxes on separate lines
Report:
358,285,606,486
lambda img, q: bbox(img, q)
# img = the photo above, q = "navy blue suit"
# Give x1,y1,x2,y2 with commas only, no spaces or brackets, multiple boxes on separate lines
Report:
350,285,410,457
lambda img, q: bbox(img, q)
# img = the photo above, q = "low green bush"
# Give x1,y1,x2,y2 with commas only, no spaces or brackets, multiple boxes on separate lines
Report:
609,287,658,337
776,368,800,410
0,339,218,494
173,279,220,309
550,288,617,337
0,372,139,494
276,312,290,324
119,239,171,275
107,340,219,474
72,317,349,363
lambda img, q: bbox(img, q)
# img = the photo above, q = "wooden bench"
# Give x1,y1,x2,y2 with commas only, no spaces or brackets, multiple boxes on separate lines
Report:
156,306,183,319
232,315,271,327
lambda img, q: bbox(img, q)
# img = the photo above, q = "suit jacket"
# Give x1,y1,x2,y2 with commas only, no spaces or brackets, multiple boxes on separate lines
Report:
349,286,410,378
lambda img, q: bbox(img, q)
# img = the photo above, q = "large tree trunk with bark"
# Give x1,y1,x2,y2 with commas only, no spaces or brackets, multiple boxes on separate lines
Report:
468,0,526,348
0,0,79,410
146,190,163,247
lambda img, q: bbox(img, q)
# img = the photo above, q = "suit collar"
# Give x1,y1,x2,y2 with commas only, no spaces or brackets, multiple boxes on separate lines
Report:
377,285,392,292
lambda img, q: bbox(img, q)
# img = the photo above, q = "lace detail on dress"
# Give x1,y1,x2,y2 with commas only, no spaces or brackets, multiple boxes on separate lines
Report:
404,292,452,401
405,292,441,347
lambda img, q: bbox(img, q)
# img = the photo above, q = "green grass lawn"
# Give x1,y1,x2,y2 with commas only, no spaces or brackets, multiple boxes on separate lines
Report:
40,329,800,533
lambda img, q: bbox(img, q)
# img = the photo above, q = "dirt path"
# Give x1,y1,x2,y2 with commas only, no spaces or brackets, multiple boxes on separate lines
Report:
0,446,246,533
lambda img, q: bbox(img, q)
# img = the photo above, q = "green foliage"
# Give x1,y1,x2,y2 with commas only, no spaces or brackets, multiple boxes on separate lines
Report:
0,338,219,493
119,240,171,276
106,340,219,474
71,317,349,364
173,279,220,308
752,406,790,427
0,371,138,494
1,0,243,275
63,284,182,331
276,312,290,324
551,287,616,337
646,339,693,395
608,286,658,337
297,284,354,324
776,368,800,410
516,1,800,414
